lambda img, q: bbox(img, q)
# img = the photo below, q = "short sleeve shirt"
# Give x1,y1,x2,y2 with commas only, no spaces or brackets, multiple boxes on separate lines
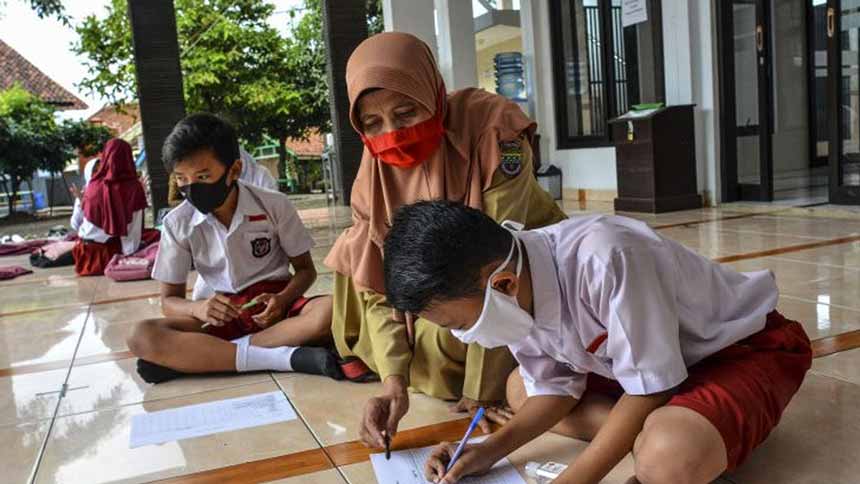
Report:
153,181,314,297
240,148,278,191
512,215,778,399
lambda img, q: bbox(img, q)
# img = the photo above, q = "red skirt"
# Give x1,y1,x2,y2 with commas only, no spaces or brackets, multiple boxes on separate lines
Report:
205,279,314,341
586,311,812,471
74,229,161,276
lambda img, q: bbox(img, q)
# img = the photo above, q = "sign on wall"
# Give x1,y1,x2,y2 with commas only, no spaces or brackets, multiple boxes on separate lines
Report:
622,0,648,27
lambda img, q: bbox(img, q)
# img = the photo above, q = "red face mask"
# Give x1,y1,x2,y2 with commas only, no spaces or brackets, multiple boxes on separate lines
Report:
360,101,444,169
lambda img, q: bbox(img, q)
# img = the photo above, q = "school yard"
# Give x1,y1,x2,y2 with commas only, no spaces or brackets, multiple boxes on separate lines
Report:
2,200,860,483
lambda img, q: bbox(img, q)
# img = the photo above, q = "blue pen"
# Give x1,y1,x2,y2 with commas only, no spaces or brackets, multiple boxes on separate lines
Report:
445,407,485,473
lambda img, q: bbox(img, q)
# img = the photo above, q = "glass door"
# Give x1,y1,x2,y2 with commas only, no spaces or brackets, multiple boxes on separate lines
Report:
720,0,774,201
828,0,860,203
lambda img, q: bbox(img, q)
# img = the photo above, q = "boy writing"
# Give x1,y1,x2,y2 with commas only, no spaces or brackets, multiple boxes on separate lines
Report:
128,113,342,383
381,201,811,484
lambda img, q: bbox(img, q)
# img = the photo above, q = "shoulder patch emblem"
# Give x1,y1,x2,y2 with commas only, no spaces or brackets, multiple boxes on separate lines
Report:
499,140,523,177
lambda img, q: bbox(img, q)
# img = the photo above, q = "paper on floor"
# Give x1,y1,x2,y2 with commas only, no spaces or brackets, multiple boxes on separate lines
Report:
129,391,297,448
370,438,526,484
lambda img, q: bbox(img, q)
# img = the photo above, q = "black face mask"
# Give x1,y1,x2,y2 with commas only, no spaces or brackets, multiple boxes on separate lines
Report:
179,170,235,215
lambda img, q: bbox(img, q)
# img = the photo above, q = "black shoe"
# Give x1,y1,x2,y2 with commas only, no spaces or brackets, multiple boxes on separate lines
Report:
136,359,184,384
290,347,345,380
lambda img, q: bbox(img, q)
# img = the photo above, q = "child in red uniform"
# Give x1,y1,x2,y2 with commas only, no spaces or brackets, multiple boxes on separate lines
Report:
73,139,158,275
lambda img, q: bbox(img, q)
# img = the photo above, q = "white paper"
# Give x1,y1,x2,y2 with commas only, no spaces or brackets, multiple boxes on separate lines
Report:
370,438,526,484
129,391,297,448
622,0,648,27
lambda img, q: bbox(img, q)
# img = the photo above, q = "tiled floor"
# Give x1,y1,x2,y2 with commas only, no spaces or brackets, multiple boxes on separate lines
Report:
3,201,860,483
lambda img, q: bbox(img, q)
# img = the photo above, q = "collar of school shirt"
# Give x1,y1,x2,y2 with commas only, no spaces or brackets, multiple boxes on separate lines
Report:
517,230,563,329
189,180,257,233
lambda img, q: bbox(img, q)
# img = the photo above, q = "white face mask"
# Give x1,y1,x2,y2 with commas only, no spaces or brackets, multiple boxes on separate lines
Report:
450,230,535,348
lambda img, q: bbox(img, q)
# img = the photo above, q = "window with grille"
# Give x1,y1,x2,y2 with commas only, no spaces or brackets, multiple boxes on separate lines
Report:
549,0,664,149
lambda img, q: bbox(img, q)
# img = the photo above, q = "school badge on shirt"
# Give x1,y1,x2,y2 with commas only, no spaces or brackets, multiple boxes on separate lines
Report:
499,140,523,177
251,237,271,258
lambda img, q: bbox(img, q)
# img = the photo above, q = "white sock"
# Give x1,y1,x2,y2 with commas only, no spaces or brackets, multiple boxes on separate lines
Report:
231,335,297,372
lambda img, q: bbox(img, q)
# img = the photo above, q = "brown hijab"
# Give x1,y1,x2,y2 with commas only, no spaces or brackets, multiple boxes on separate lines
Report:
324,32,536,293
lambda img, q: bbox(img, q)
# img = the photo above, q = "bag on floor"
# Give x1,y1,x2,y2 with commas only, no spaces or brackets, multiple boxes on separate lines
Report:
29,241,76,268
104,242,159,282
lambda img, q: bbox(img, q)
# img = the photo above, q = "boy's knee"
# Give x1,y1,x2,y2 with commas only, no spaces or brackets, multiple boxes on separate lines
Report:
634,412,701,484
127,319,165,359
505,368,526,410
305,296,333,340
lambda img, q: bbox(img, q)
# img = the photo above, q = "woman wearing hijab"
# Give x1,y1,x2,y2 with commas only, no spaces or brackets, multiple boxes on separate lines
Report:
73,139,155,276
325,32,567,444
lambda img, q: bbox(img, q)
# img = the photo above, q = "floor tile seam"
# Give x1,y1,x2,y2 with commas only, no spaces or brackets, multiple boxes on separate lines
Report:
269,373,348,482
45,378,272,422
807,368,860,387
26,276,101,484
778,294,860,313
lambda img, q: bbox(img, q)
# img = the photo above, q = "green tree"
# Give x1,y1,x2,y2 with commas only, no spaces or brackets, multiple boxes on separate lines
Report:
74,0,311,172
60,119,113,160
277,0,381,191
74,0,382,189
0,85,58,215
0,86,112,216
0,0,70,24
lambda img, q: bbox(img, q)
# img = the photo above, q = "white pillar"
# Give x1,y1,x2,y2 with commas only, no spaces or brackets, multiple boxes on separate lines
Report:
662,0,694,104
519,0,539,121
382,0,438,59
435,0,478,89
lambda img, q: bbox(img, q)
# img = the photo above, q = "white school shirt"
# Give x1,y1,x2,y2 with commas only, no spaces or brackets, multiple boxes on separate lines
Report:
69,158,100,232
240,147,278,191
77,210,144,255
190,151,280,299
152,181,314,300
70,198,85,232
512,215,778,399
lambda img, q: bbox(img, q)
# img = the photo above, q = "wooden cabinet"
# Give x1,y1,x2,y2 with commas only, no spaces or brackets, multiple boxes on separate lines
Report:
609,105,702,213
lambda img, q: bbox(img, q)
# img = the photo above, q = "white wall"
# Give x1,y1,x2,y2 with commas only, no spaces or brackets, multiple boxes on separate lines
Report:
654,0,721,204
383,0,437,57
522,0,618,191
687,0,721,205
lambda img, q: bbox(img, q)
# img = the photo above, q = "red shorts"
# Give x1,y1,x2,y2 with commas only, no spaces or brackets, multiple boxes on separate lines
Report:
586,311,812,471
204,279,314,341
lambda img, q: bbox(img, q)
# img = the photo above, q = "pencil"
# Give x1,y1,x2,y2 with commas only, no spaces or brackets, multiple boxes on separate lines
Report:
241,299,262,310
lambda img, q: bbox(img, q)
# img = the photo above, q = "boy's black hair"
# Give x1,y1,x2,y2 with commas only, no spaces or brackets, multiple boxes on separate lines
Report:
162,113,239,172
384,200,513,314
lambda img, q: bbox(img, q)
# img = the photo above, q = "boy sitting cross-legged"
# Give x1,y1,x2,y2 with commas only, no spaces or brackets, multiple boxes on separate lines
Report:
382,200,811,484
128,113,342,383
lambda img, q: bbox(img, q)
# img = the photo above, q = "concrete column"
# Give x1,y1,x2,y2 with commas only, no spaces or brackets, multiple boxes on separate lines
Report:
321,0,368,206
662,0,694,104
435,0,478,89
382,0,438,58
127,0,185,215
519,0,539,121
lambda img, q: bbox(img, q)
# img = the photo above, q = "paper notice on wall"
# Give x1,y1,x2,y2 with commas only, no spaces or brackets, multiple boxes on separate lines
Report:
622,0,648,27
